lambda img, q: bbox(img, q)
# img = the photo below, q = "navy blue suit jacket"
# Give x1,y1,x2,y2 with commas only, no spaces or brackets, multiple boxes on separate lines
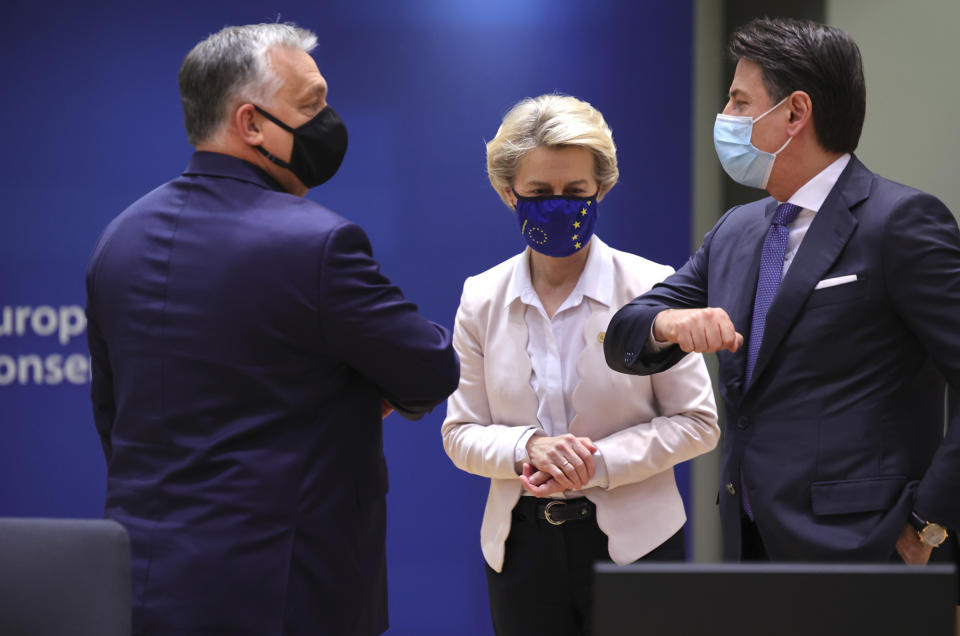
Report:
605,156,960,560
85,152,460,635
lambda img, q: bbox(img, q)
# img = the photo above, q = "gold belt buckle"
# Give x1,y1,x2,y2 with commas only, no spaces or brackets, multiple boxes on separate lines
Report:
544,501,566,526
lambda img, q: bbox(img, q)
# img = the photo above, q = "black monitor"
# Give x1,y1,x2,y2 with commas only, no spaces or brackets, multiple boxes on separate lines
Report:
593,562,956,636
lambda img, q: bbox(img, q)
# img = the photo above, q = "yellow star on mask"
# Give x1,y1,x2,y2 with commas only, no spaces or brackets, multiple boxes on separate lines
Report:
573,221,581,229
572,234,578,240
580,209,588,216
574,242,582,249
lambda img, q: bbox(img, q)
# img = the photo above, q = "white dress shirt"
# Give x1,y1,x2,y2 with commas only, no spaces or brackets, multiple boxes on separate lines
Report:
506,236,610,493
781,153,851,277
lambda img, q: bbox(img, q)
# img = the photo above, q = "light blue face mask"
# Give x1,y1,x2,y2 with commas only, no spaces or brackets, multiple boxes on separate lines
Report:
714,97,791,189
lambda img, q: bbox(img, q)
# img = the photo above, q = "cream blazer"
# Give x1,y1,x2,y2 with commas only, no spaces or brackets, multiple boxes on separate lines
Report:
442,238,719,572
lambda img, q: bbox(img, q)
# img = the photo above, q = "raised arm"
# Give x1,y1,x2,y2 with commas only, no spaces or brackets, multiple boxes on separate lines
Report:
605,208,741,376
318,222,460,419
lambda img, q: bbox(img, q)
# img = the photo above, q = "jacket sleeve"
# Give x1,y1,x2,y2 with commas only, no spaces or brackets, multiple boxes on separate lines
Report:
604,208,736,376
317,222,460,420
85,255,115,463
882,192,960,530
441,282,536,480
594,349,720,490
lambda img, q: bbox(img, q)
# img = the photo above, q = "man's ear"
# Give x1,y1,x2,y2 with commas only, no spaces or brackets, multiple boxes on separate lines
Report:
785,90,812,136
235,103,263,146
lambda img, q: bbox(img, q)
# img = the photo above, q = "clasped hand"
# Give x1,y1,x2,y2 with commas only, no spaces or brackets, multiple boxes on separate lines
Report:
520,433,598,497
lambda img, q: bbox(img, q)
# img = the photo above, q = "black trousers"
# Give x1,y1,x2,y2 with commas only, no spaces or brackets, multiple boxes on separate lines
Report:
485,497,685,636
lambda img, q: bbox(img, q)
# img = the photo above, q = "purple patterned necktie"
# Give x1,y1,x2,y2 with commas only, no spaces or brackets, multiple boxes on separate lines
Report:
741,202,800,520
745,202,802,386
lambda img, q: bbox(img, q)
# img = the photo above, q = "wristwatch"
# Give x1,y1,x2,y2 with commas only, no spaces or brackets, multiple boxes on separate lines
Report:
909,512,949,548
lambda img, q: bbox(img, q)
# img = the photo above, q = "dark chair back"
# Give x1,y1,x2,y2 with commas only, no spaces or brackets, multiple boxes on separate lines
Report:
0,518,131,636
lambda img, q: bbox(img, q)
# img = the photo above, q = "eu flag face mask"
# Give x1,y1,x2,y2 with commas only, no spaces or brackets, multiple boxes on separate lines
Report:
714,97,791,189
514,190,599,258
254,104,348,188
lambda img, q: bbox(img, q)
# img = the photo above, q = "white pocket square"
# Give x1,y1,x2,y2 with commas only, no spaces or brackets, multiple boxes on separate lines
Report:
814,274,858,290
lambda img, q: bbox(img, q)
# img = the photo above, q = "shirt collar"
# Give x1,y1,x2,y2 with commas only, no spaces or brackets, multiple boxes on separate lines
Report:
504,235,614,310
182,151,285,192
786,153,851,212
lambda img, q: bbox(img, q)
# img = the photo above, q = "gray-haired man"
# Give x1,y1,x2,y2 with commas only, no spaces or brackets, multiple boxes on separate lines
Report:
86,23,459,635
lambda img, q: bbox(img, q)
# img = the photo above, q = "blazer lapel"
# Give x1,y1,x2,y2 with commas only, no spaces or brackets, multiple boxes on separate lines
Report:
501,297,542,427
746,158,871,392
723,201,774,404
568,299,611,437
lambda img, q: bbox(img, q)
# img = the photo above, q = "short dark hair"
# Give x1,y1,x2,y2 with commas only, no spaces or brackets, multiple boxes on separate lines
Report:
729,17,865,154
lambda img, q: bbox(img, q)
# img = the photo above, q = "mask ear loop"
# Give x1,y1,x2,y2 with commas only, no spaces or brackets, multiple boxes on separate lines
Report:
251,105,296,169
253,105,297,132
771,135,792,156
753,95,790,123
255,145,293,169
755,96,793,158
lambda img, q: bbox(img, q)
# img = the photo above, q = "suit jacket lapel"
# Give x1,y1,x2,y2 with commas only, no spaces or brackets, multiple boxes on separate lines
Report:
568,299,611,437
725,201,776,403
746,157,871,393
502,297,542,427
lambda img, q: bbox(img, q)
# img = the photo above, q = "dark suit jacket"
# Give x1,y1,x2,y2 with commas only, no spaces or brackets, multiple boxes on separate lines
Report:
85,151,460,635
604,156,960,561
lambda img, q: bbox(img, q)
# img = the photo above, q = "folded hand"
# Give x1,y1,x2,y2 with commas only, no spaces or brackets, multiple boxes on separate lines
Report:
525,433,597,491
519,463,565,497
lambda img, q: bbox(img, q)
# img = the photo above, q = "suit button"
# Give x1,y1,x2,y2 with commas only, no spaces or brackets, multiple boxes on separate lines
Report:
726,482,736,495
736,416,750,430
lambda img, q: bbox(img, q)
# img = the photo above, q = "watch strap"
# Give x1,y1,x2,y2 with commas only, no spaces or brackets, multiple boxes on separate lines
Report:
909,511,927,532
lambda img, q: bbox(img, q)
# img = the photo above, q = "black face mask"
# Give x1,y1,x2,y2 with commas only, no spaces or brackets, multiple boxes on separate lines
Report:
254,104,348,188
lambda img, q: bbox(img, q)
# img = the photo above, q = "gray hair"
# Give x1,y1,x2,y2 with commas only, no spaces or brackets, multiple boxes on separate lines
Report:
178,23,317,146
486,94,619,207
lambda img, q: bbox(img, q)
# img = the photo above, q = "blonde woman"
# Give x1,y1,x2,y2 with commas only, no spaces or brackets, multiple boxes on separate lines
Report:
441,94,720,635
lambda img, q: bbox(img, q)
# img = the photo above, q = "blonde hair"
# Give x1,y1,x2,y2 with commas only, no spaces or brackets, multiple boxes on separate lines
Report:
486,94,619,207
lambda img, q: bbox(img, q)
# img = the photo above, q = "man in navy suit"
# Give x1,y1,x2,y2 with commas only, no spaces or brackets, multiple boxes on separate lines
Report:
604,17,960,572
85,23,459,635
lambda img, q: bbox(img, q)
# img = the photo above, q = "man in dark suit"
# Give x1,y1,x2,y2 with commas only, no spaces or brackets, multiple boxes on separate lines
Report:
604,17,960,572
85,23,459,636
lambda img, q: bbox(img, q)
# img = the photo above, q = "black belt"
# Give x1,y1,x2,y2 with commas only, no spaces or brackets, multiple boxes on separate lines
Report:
515,497,595,526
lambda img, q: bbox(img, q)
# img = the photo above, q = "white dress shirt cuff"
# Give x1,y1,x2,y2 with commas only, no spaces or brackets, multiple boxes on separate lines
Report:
645,321,672,353
583,448,610,490
513,426,542,474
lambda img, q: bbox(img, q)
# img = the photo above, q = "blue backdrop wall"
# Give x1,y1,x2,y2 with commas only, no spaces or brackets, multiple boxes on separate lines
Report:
1,1,694,633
